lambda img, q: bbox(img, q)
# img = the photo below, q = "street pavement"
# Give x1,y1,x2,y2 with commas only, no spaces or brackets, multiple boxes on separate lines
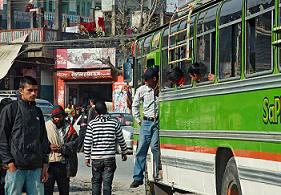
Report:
54,153,145,195
52,153,197,194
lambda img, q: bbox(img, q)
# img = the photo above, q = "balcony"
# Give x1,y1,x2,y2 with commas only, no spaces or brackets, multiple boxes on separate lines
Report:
0,28,58,43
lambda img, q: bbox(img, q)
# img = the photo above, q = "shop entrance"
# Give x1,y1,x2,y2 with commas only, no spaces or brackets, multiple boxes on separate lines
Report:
65,82,112,107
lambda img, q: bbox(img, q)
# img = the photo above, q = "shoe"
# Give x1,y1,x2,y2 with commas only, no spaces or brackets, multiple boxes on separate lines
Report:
130,180,143,188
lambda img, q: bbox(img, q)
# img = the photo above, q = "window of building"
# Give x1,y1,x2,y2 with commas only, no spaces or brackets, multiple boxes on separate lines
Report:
49,0,53,12
246,9,272,74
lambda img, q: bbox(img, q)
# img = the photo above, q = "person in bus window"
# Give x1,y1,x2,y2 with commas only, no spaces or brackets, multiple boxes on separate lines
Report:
166,67,185,87
188,62,215,82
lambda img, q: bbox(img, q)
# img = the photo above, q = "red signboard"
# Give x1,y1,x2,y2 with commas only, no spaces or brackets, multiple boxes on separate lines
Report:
57,69,112,80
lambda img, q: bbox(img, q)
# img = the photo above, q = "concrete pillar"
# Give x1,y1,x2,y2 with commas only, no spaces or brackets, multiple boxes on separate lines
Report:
7,0,14,29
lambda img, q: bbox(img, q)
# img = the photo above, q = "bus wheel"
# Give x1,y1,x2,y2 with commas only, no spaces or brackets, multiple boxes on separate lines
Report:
221,157,242,195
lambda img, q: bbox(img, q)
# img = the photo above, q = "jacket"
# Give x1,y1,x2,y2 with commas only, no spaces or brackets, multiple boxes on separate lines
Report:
46,119,78,177
0,100,50,169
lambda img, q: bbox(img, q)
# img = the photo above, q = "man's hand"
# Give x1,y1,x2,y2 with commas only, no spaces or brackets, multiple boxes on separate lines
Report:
8,162,17,172
121,153,127,161
85,159,91,167
41,164,49,183
50,144,60,153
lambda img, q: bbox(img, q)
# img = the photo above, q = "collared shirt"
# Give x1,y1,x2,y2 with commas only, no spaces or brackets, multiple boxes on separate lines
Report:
132,84,159,124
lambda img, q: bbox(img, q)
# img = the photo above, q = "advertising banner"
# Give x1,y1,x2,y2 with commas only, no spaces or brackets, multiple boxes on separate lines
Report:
57,69,112,80
112,82,130,113
56,48,116,69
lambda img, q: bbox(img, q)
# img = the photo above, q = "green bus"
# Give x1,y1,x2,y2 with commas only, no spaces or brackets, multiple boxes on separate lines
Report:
133,0,281,194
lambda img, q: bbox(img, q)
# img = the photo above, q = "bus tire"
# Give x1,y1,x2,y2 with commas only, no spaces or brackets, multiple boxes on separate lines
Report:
221,157,242,195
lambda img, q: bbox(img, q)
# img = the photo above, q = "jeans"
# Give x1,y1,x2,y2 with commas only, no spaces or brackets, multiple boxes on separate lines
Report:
133,120,159,182
45,162,70,195
5,168,44,195
91,157,116,195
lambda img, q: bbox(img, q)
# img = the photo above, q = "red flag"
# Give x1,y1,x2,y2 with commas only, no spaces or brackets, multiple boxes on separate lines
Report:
98,17,105,32
80,22,96,32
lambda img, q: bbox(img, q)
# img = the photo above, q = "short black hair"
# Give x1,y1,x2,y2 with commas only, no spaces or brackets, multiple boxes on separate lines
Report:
95,101,107,115
19,76,38,89
188,62,207,77
167,67,184,83
143,67,159,81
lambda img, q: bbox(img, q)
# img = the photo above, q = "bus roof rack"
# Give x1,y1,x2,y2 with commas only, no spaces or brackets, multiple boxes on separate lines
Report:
168,0,201,65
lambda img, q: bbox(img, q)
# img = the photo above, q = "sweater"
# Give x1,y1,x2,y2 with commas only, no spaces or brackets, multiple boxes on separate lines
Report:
84,114,127,160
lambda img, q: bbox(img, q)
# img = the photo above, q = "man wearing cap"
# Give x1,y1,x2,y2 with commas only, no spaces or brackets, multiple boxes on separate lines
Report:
130,67,160,188
45,105,78,195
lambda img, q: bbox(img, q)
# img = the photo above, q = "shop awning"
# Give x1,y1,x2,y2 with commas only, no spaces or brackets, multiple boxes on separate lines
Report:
0,35,28,80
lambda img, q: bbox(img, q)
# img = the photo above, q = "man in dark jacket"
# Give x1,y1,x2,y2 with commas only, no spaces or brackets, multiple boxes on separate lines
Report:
45,105,78,195
0,76,50,195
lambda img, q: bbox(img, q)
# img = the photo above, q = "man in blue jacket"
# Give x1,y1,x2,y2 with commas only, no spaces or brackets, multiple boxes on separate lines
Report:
0,76,50,195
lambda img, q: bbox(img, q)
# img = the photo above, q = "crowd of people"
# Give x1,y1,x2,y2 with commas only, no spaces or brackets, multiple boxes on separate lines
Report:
0,76,128,195
0,61,208,195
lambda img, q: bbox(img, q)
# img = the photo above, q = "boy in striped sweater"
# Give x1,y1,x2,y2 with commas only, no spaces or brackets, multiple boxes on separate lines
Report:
84,101,127,195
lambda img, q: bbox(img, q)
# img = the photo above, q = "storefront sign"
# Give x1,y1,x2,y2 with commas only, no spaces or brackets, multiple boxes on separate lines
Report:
56,48,116,69
57,70,112,80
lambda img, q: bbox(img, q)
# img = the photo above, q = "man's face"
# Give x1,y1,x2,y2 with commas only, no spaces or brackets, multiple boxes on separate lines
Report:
19,83,38,102
52,114,65,126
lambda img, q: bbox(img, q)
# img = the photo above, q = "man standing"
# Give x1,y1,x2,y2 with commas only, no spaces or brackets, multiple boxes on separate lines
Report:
45,105,78,195
130,67,160,188
84,101,127,195
87,99,97,123
0,76,49,195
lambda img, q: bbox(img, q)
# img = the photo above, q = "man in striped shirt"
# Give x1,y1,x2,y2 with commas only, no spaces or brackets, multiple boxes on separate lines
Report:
84,101,127,195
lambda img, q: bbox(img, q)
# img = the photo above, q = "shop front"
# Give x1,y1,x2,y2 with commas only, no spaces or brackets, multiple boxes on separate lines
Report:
55,69,113,107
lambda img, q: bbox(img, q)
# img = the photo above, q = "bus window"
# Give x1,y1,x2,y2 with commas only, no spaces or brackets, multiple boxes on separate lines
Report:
246,6,273,74
162,28,169,48
178,20,187,43
247,0,274,16
197,5,218,34
152,31,161,50
143,35,152,55
220,0,242,25
219,0,242,79
136,57,144,87
136,39,144,57
161,48,169,89
196,33,215,82
170,24,178,46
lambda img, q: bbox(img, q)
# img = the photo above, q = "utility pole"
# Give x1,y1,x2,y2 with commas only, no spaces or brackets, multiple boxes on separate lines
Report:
111,0,116,36
7,0,14,30
54,0,62,39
